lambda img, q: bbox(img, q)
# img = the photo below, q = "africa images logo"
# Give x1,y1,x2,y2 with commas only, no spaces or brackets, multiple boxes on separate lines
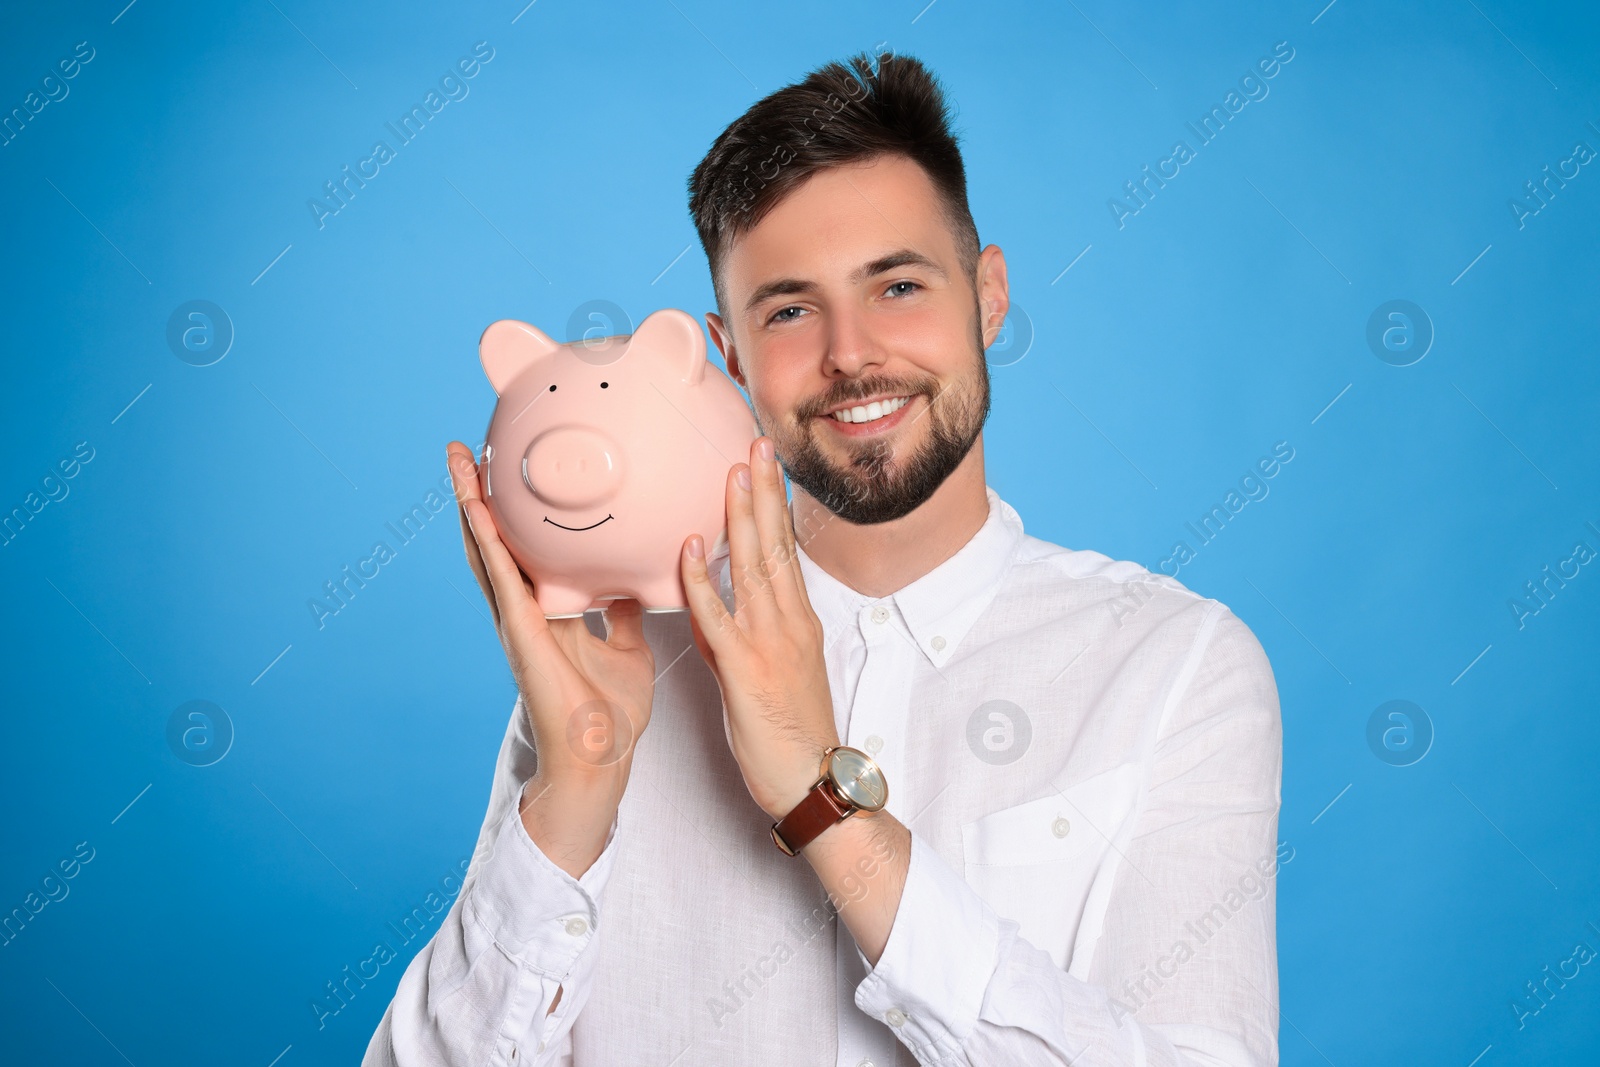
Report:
307,42,495,229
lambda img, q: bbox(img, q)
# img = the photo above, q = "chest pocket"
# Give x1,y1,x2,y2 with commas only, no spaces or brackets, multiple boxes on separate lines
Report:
960,761,1145,972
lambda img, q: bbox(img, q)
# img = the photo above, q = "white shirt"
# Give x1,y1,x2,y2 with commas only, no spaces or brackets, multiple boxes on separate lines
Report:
364,485,1283,1066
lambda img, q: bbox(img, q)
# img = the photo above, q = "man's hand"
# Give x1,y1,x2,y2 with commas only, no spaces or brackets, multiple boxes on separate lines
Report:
678,435,841,821
447,441,657,879
678,436,911,965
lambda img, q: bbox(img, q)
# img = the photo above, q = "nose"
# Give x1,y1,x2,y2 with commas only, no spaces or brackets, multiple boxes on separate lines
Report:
823,304,886,379
521,426,624,510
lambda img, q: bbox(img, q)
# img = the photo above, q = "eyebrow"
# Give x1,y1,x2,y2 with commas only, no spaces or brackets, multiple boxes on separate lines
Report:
742,248,948,315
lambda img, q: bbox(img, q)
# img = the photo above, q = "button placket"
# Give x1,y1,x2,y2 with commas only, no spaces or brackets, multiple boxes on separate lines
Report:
847,606,911,802
832,606,915,1067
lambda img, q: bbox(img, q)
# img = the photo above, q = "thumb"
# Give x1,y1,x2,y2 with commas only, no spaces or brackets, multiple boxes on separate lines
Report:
687,610,717,676
601,597,648,653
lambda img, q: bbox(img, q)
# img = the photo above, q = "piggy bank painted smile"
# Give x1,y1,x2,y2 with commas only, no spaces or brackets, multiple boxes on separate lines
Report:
477,308,758,618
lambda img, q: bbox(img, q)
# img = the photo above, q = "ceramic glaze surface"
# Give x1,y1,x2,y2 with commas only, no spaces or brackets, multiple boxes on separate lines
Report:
478,308,758,617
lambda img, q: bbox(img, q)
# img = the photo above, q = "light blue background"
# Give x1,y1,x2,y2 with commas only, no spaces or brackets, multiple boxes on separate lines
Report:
2,1,1597,1063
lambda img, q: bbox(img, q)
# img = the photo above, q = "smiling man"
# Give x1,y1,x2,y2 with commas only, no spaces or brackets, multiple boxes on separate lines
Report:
367,51,1282,1067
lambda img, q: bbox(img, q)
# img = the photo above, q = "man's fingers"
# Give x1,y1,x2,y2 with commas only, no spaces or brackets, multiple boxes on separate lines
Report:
724,461,770,616
682,534,736,657
447,442,500,629
600,597,649,656
748,437,802,607
462,495,546,636
457,504,501,629
447,441,482,504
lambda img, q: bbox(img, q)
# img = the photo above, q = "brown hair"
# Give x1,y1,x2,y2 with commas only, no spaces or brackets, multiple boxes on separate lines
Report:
686,50,981,321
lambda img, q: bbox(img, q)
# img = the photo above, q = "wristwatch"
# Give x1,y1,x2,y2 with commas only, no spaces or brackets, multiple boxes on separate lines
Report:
770,746,889,856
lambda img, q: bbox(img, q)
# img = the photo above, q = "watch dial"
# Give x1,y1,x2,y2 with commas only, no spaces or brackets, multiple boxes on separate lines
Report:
828,748,887,811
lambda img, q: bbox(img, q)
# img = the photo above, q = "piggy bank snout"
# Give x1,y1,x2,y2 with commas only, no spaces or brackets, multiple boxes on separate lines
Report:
521,426,624,510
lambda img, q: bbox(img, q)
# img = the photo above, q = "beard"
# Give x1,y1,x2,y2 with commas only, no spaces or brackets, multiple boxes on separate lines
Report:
759,311,992,526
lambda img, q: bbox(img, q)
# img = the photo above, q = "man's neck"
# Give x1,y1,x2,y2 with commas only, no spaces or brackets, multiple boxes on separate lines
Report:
789,435,990,600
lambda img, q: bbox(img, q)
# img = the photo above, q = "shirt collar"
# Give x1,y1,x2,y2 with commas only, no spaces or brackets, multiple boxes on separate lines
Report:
794,485,1024,669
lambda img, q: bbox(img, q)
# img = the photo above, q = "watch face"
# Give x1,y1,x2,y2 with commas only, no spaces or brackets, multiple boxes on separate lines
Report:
827,747,888,812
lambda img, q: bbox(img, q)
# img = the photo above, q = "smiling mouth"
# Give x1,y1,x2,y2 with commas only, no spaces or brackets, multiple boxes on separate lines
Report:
823,394,915,424
543,514,614,532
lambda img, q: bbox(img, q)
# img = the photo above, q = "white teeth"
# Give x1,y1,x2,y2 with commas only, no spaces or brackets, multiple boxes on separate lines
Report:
830,395,910,424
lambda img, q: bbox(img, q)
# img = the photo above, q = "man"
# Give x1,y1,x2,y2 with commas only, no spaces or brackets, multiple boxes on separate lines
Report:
367,51,1282,1066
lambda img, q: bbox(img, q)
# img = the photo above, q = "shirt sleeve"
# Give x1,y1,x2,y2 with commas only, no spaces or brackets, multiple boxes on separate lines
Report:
362,694,621,1067
854,602,1284,1066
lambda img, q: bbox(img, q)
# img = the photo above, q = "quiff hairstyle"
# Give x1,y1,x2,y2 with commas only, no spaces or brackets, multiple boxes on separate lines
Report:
686,51,982,323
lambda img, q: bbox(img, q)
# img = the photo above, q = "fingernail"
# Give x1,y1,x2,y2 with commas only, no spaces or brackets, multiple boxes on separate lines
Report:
736,467,752,491
757,437,774,462
687,534,704,559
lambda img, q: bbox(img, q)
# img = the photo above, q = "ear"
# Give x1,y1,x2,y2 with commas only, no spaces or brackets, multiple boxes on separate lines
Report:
628,308,706,386
705,311,745,388
479,319,563,396
976,244,1011,350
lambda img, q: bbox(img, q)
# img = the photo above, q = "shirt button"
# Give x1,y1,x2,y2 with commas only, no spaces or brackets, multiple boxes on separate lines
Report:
870,604,889,624
885,1008,908,1027
864,734,883,755
1052,817,1072,838
930,635,946,651
857,1060,877,1067
564,917,589,936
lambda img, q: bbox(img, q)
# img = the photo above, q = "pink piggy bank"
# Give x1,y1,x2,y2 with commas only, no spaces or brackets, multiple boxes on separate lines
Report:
477,308,758,617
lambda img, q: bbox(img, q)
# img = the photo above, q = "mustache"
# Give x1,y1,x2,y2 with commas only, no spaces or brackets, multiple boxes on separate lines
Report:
799,378,935,420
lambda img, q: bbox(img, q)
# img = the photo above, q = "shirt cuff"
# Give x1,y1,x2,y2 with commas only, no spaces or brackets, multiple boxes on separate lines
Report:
853,828,1002,1064
460,782,619,979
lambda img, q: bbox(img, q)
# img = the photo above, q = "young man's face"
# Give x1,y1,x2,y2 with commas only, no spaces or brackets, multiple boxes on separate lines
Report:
707,152,1008,525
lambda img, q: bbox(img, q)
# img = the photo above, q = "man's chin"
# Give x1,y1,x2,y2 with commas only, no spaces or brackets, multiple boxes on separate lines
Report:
782,451,933,526
808,440,903,490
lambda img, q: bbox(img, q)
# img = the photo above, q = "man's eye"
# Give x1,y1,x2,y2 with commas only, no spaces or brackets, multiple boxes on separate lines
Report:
770,306,806,324
886,281,921,297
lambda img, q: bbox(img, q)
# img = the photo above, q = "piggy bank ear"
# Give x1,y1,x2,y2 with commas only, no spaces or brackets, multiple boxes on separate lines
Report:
479,319,563,396
629,308,707,386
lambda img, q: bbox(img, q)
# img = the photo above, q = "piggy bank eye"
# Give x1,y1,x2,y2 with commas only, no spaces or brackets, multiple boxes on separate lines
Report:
548,385,556,391
600,382,609,389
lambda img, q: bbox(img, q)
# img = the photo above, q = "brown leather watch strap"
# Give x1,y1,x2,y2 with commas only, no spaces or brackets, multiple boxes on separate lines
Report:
771,778,852,856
